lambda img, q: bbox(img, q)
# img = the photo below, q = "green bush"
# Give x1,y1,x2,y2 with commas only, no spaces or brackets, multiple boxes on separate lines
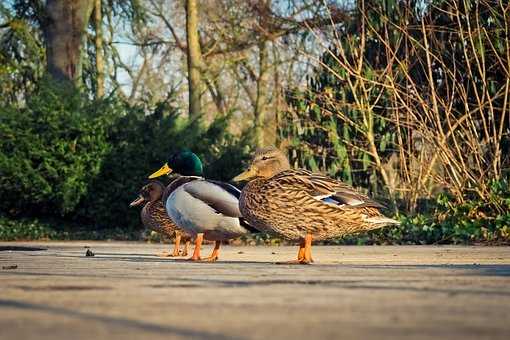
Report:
0,78,252,236
76,103,252,230
0,216,57,240
0,79,115,216
0,215,143,241
1,76,506,243
335,180,510,245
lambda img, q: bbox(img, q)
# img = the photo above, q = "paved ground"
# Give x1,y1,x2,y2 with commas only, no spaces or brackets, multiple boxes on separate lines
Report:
1,242,509,340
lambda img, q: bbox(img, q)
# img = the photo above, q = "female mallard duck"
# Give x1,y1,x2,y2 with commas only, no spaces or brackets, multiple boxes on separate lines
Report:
130,180,192,257
148,151,256,262
233,146,399,264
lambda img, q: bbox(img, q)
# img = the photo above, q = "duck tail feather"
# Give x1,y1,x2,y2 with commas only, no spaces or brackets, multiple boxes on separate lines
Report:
364,216,400,227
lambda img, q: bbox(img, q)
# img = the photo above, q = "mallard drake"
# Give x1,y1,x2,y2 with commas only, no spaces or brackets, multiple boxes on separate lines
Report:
233,146,399,264
148,151,256,262
130,180,192,257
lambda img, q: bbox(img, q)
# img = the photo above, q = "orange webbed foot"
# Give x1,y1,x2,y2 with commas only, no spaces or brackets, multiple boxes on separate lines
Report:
155,250,181,257
186,255,202,261
185,233,204,261
201,255,219,262
196,241,220,262
275,233,313,265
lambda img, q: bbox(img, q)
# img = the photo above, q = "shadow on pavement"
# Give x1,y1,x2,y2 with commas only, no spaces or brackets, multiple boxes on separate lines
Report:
0,298,236,340
0,246,47,252
348,264,510,277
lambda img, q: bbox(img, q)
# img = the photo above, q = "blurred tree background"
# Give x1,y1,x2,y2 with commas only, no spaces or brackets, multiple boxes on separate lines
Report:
0,0,508,243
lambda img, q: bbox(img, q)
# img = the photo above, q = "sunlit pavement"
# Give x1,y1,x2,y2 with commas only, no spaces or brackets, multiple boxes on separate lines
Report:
1,242,509,340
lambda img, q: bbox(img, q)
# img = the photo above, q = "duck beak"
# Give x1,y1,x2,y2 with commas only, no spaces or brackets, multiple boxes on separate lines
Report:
233,167,257,182
129,195,145,207
149,163,173,179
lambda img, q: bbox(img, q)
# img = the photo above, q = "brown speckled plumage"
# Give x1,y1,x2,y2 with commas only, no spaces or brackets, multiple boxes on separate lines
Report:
237,148,398,242
137,181,191,242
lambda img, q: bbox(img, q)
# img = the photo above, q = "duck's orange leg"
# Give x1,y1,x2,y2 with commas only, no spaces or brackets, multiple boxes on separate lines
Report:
187,233,204,261
297,242,306,261
156,233,181,257
303,233,313,264
202,241,221,262
172,233,182,256
276,234,313,265
181,240,191,257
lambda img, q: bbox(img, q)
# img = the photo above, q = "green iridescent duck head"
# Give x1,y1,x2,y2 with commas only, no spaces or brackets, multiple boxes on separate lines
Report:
148,150,203,179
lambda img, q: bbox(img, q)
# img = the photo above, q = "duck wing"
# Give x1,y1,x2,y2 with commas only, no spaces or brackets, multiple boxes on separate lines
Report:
206,180,242,199
182,180,242,218
162,176,202,205
183,180,259,233
273,169,385,209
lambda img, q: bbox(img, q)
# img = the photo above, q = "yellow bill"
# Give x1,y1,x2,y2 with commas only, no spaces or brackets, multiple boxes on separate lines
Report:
148,163,173,179
233,167,257,182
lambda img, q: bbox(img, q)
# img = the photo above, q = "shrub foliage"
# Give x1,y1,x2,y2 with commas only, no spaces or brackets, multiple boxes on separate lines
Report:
0,80,113,216
0,78,252,234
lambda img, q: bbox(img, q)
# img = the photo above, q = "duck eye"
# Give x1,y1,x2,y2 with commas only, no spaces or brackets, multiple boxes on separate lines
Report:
261,156,269,161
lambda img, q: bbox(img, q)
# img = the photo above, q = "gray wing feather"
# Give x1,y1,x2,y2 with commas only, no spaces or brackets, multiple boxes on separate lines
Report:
182,180,242,218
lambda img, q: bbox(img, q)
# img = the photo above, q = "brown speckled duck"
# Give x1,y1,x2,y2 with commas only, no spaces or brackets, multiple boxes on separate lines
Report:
130,180,192,257
233,147,399,264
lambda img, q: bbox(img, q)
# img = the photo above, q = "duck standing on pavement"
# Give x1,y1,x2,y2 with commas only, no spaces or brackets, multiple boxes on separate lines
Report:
233,146,399,264
130,180,192,257
148,151,257,262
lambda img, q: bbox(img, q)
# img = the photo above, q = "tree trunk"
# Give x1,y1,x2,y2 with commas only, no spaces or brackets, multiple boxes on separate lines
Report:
185,0,203,120
44,0,94,84
94,0,105,97
254,40,269,147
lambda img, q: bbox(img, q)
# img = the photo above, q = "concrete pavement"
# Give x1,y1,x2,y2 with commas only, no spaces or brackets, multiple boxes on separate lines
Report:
1,242,509,340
